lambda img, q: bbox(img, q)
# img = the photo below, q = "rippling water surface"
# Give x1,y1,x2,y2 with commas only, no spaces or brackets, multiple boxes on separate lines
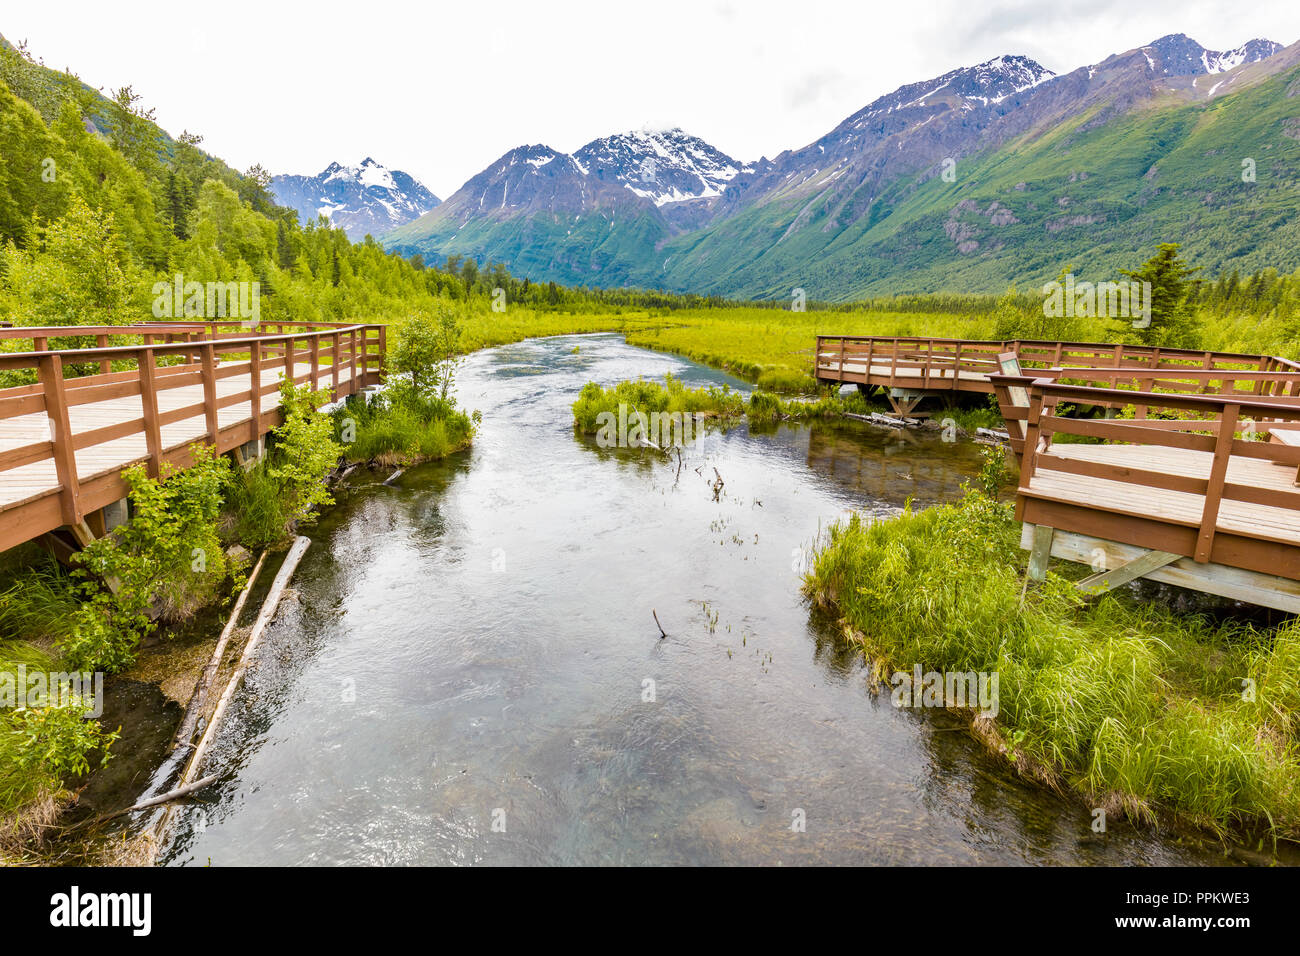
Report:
159,333,1236,865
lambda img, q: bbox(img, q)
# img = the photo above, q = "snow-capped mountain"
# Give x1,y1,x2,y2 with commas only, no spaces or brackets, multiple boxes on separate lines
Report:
848,55,1056,124
271,158,440,240
573,129,753,207
385,31,1296,297
1134,34,1283,77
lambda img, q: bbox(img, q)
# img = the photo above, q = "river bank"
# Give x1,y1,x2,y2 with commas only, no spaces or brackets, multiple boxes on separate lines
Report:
12,332,1299,865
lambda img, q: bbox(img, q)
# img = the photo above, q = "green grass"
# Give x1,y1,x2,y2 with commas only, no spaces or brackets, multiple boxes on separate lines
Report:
804,490,1300,838
0,557,115,830
571,374,745,435
341,385,476,467
222,461,294,549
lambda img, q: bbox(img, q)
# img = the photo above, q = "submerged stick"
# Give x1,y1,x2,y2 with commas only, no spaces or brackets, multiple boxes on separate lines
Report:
75,776,220,831
383,467,405,486
185,536,311,782
148,537,311,861
653,609,667,639
171,550,269,751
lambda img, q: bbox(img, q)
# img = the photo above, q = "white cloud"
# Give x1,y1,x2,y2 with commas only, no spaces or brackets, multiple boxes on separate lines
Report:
4,0,1298,198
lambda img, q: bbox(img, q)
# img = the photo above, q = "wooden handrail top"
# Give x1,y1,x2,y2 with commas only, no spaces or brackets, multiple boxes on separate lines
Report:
1046,366,1300,382
0,324,379,373
989,375,1300,420
0,323,222,340
817,334,1285,364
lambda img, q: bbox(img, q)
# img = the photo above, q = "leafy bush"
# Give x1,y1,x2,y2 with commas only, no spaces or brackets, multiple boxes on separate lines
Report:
388,303,464,398
0,697,116,819
267,379,343,528
71,443,233,672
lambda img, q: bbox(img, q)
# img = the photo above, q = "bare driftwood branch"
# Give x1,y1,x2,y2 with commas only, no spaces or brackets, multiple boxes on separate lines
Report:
149,537,311,860
74,775,219,830
172,550,269,751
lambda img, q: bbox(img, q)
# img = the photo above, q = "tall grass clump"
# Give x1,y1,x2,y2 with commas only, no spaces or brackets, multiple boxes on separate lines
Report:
571,374,744,434
342,379,475,466
803,489,1300,837
746,390,872,423
0,561,117,835
755,368,817,394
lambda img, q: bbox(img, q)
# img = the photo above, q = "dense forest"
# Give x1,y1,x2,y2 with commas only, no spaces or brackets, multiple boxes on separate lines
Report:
6,36,1300,356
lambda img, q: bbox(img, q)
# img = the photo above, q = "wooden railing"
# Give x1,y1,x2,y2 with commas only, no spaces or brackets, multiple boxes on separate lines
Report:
0,321,385,550
813,335,1300,392
990,365,1300,460
988,368,1300,577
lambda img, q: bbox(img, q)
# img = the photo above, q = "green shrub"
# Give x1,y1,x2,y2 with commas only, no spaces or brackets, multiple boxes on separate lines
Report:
268,378,343,527
71,443,233,672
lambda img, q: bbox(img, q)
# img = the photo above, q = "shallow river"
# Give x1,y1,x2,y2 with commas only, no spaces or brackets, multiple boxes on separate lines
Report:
157,333,1237,865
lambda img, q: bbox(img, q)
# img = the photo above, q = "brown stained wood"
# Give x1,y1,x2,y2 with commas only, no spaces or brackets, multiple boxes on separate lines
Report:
38,353,79,524
1039,415,1218,452
1196,403,1239,562
248,339,262,445
137,347,163,479
201,343,219,443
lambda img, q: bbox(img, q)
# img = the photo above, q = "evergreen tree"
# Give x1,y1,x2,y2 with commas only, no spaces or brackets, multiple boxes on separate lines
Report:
1121,243,1202,349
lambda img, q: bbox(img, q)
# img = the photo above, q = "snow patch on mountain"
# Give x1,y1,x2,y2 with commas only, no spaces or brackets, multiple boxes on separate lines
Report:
271,158,439,240
574,128,753,206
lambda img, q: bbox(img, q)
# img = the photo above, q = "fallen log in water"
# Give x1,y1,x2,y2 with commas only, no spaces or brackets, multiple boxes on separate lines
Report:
171,550,269,751
842,411,920,429
148,536,312,858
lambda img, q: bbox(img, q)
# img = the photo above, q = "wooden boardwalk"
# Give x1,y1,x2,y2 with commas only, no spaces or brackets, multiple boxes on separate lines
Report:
815,335,1300,413
0,321,383,554
818,335,1300,612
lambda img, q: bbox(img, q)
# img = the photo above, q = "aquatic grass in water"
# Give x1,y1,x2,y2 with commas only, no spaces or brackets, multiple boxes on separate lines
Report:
342,383,475,467
803,491,1300,837
571,374,745,435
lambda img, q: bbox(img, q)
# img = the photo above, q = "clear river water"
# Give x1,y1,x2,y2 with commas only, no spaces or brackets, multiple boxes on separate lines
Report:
150,333,1245,865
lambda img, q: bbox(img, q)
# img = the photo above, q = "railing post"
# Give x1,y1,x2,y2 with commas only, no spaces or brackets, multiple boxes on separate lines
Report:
1016,381,1047,491
310,334,321,395
838,337,846,383
249,337,263,443
38,353,81,525
201,342,219,445
138,347,163,479
349,328,358,395
1195,402,1239,563
331,331,341,394
377,323,387,384
283,332,294,385
96,334,111,374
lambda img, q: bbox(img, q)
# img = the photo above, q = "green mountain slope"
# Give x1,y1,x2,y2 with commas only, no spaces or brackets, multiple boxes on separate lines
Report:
652,64,1300,299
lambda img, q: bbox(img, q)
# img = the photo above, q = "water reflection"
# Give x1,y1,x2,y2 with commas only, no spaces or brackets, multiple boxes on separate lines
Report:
156,333,1255,866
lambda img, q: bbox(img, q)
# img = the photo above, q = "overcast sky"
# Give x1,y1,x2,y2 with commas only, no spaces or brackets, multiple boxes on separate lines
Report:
5,1,1299,198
